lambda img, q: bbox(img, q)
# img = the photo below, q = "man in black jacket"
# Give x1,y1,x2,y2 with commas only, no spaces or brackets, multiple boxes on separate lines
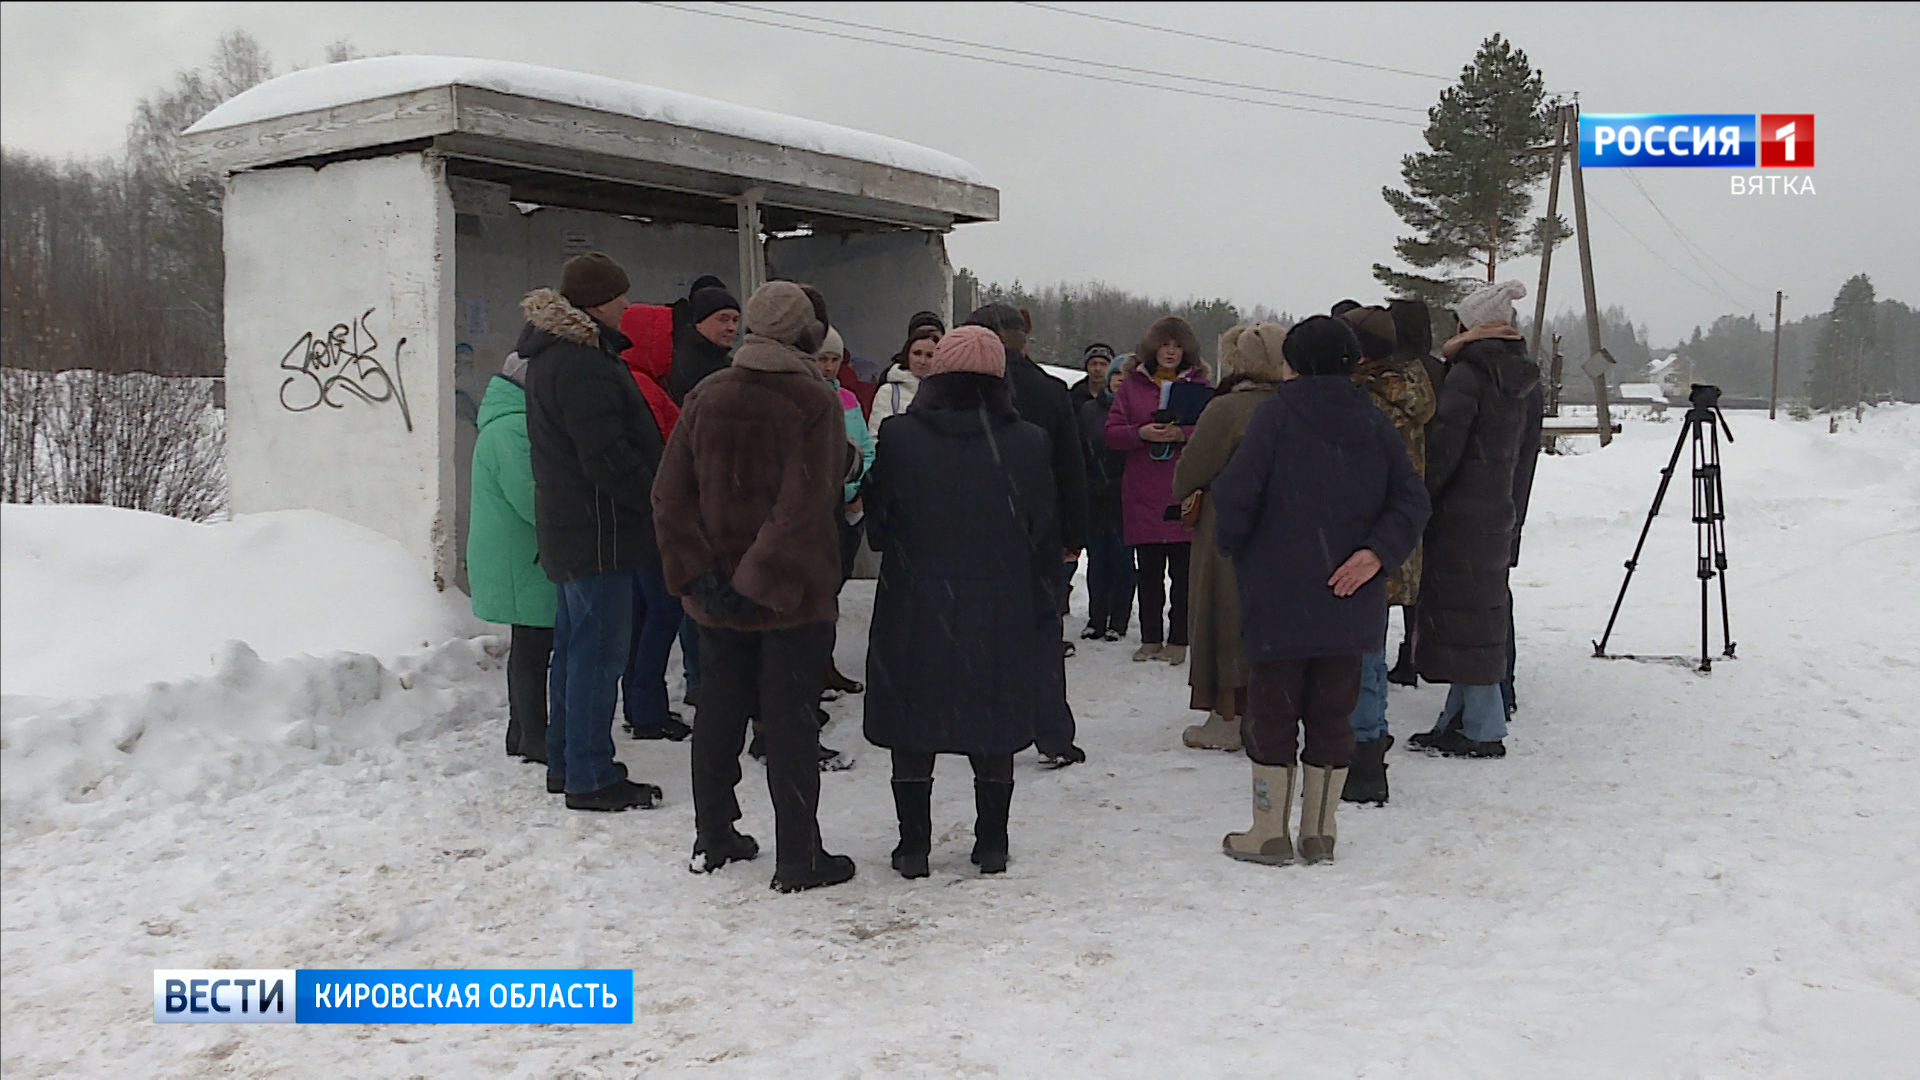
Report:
664,276,740,708
666,279,740,404
965,303,1090,767
522,252,667,812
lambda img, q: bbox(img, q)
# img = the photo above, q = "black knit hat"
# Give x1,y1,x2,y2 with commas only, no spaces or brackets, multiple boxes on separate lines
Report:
689,287,740,324
688,275,726,298
1082,343,1116,366
559,252,631,310
907,310,945,336
1282,315,1361,377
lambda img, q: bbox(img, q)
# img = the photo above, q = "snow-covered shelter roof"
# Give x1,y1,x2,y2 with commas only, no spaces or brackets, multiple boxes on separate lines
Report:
180,56,997,231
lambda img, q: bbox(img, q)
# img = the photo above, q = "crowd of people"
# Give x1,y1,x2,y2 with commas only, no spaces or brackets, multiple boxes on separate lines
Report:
465,251,1544,892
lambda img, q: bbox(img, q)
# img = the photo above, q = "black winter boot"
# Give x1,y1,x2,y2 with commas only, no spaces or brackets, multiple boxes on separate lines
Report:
1387,638,1418,686
1408,713,1463,752
770,849,857,893
565,777,661,812
890,779,933,879
1341,735,1393,805
970,779,1014,874
689,827,759,874
1430,729,1507,759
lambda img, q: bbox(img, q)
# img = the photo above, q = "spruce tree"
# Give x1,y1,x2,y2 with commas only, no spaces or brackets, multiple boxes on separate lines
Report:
1807,274,1877,411
1373,34,1560,305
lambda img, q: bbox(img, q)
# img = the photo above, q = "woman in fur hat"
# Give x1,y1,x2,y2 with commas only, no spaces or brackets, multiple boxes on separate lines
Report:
1171,323,1291,751
1103,316,1213,664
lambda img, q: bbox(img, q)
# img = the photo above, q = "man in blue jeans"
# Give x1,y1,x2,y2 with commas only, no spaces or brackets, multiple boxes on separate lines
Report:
623,565,692,740
522,252,669,811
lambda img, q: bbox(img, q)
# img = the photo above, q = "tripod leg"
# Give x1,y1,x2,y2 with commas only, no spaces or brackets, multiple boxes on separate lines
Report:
1596,422,1692,657
1710,424,1735,659
1694,424,1713,672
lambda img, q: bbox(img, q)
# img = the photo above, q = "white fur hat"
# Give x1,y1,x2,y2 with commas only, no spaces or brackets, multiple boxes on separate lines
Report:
1454,280,1528,329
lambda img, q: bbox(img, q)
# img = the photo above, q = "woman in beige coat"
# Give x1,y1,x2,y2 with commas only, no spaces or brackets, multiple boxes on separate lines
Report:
1171,323,1292,750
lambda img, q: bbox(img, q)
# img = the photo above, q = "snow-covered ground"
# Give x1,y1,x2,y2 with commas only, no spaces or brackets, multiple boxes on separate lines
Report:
3,408,1917,1077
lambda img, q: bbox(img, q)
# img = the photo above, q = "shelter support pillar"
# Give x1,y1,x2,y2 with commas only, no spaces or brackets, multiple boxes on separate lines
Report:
735,188,766,297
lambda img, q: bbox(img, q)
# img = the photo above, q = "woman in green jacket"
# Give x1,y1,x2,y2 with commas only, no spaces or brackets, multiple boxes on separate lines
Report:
467,353,559,762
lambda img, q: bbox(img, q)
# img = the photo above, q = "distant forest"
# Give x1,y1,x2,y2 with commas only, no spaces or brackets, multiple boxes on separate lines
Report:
956,267,1918,408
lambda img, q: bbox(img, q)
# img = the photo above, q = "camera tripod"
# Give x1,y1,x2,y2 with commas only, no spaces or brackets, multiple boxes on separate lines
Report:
1594,384,1737,672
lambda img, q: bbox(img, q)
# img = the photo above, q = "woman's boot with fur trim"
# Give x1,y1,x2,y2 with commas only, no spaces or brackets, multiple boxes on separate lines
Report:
1223,763,1295,865
1298,765,1348,864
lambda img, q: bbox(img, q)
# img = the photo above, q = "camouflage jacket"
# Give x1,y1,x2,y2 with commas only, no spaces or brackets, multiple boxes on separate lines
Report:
1354,356,1437,606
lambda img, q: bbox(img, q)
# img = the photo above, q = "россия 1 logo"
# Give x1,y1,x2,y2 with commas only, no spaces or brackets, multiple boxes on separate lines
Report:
1579,114,1815,168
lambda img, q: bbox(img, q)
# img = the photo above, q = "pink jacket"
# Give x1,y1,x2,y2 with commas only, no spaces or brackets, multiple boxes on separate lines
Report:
1103,362,1211,546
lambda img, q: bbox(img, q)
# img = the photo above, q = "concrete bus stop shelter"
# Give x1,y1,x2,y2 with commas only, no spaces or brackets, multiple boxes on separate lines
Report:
180,56,998,592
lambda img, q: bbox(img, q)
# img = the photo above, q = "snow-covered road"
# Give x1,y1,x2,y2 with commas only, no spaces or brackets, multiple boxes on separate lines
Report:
4,409,1917,1077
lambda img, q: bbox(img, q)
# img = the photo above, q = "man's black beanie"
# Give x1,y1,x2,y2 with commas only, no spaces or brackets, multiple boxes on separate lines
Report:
689,287,740,325
1282,315,1362,378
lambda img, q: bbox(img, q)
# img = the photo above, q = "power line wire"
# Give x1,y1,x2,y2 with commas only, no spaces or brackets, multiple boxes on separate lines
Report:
1588,193,1751,312
641,2,1424,127
1621,168,1767,297
716,1,1426,114
1017,2,1453,82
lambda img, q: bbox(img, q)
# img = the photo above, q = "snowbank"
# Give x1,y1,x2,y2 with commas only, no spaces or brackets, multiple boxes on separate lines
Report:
185,56,986,184
0,505,488,699
1,408,1915,1075
0,637,504,833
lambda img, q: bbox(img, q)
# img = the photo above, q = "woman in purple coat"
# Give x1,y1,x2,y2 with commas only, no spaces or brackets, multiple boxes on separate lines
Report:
1104,316,1213,664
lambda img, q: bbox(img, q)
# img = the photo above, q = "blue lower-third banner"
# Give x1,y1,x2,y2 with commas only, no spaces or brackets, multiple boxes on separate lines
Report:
154,969,633,1023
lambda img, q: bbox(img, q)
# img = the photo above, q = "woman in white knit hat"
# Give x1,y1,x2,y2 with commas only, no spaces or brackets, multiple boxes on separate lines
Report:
1409,280,1541,760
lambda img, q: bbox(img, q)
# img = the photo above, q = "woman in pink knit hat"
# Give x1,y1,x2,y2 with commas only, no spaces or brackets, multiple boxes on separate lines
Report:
861,325,1060,879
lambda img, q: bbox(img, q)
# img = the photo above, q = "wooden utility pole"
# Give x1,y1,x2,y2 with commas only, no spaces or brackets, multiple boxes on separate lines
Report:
1548,333,1565,416
1565,103,1615,446
1529,104,1570,370
1769,289,1784,419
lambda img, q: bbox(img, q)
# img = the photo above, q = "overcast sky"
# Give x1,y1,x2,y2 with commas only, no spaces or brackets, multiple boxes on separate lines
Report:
3,1,1916,346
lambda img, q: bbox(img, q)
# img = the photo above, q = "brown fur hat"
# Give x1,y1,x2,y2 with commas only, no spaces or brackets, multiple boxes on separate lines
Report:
1216,325,1249,377
1340,305,1398,361
1131,315,1209,380
1233,322,1291,383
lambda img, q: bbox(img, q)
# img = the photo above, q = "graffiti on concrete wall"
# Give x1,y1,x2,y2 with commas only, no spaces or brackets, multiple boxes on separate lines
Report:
278,309,414,432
